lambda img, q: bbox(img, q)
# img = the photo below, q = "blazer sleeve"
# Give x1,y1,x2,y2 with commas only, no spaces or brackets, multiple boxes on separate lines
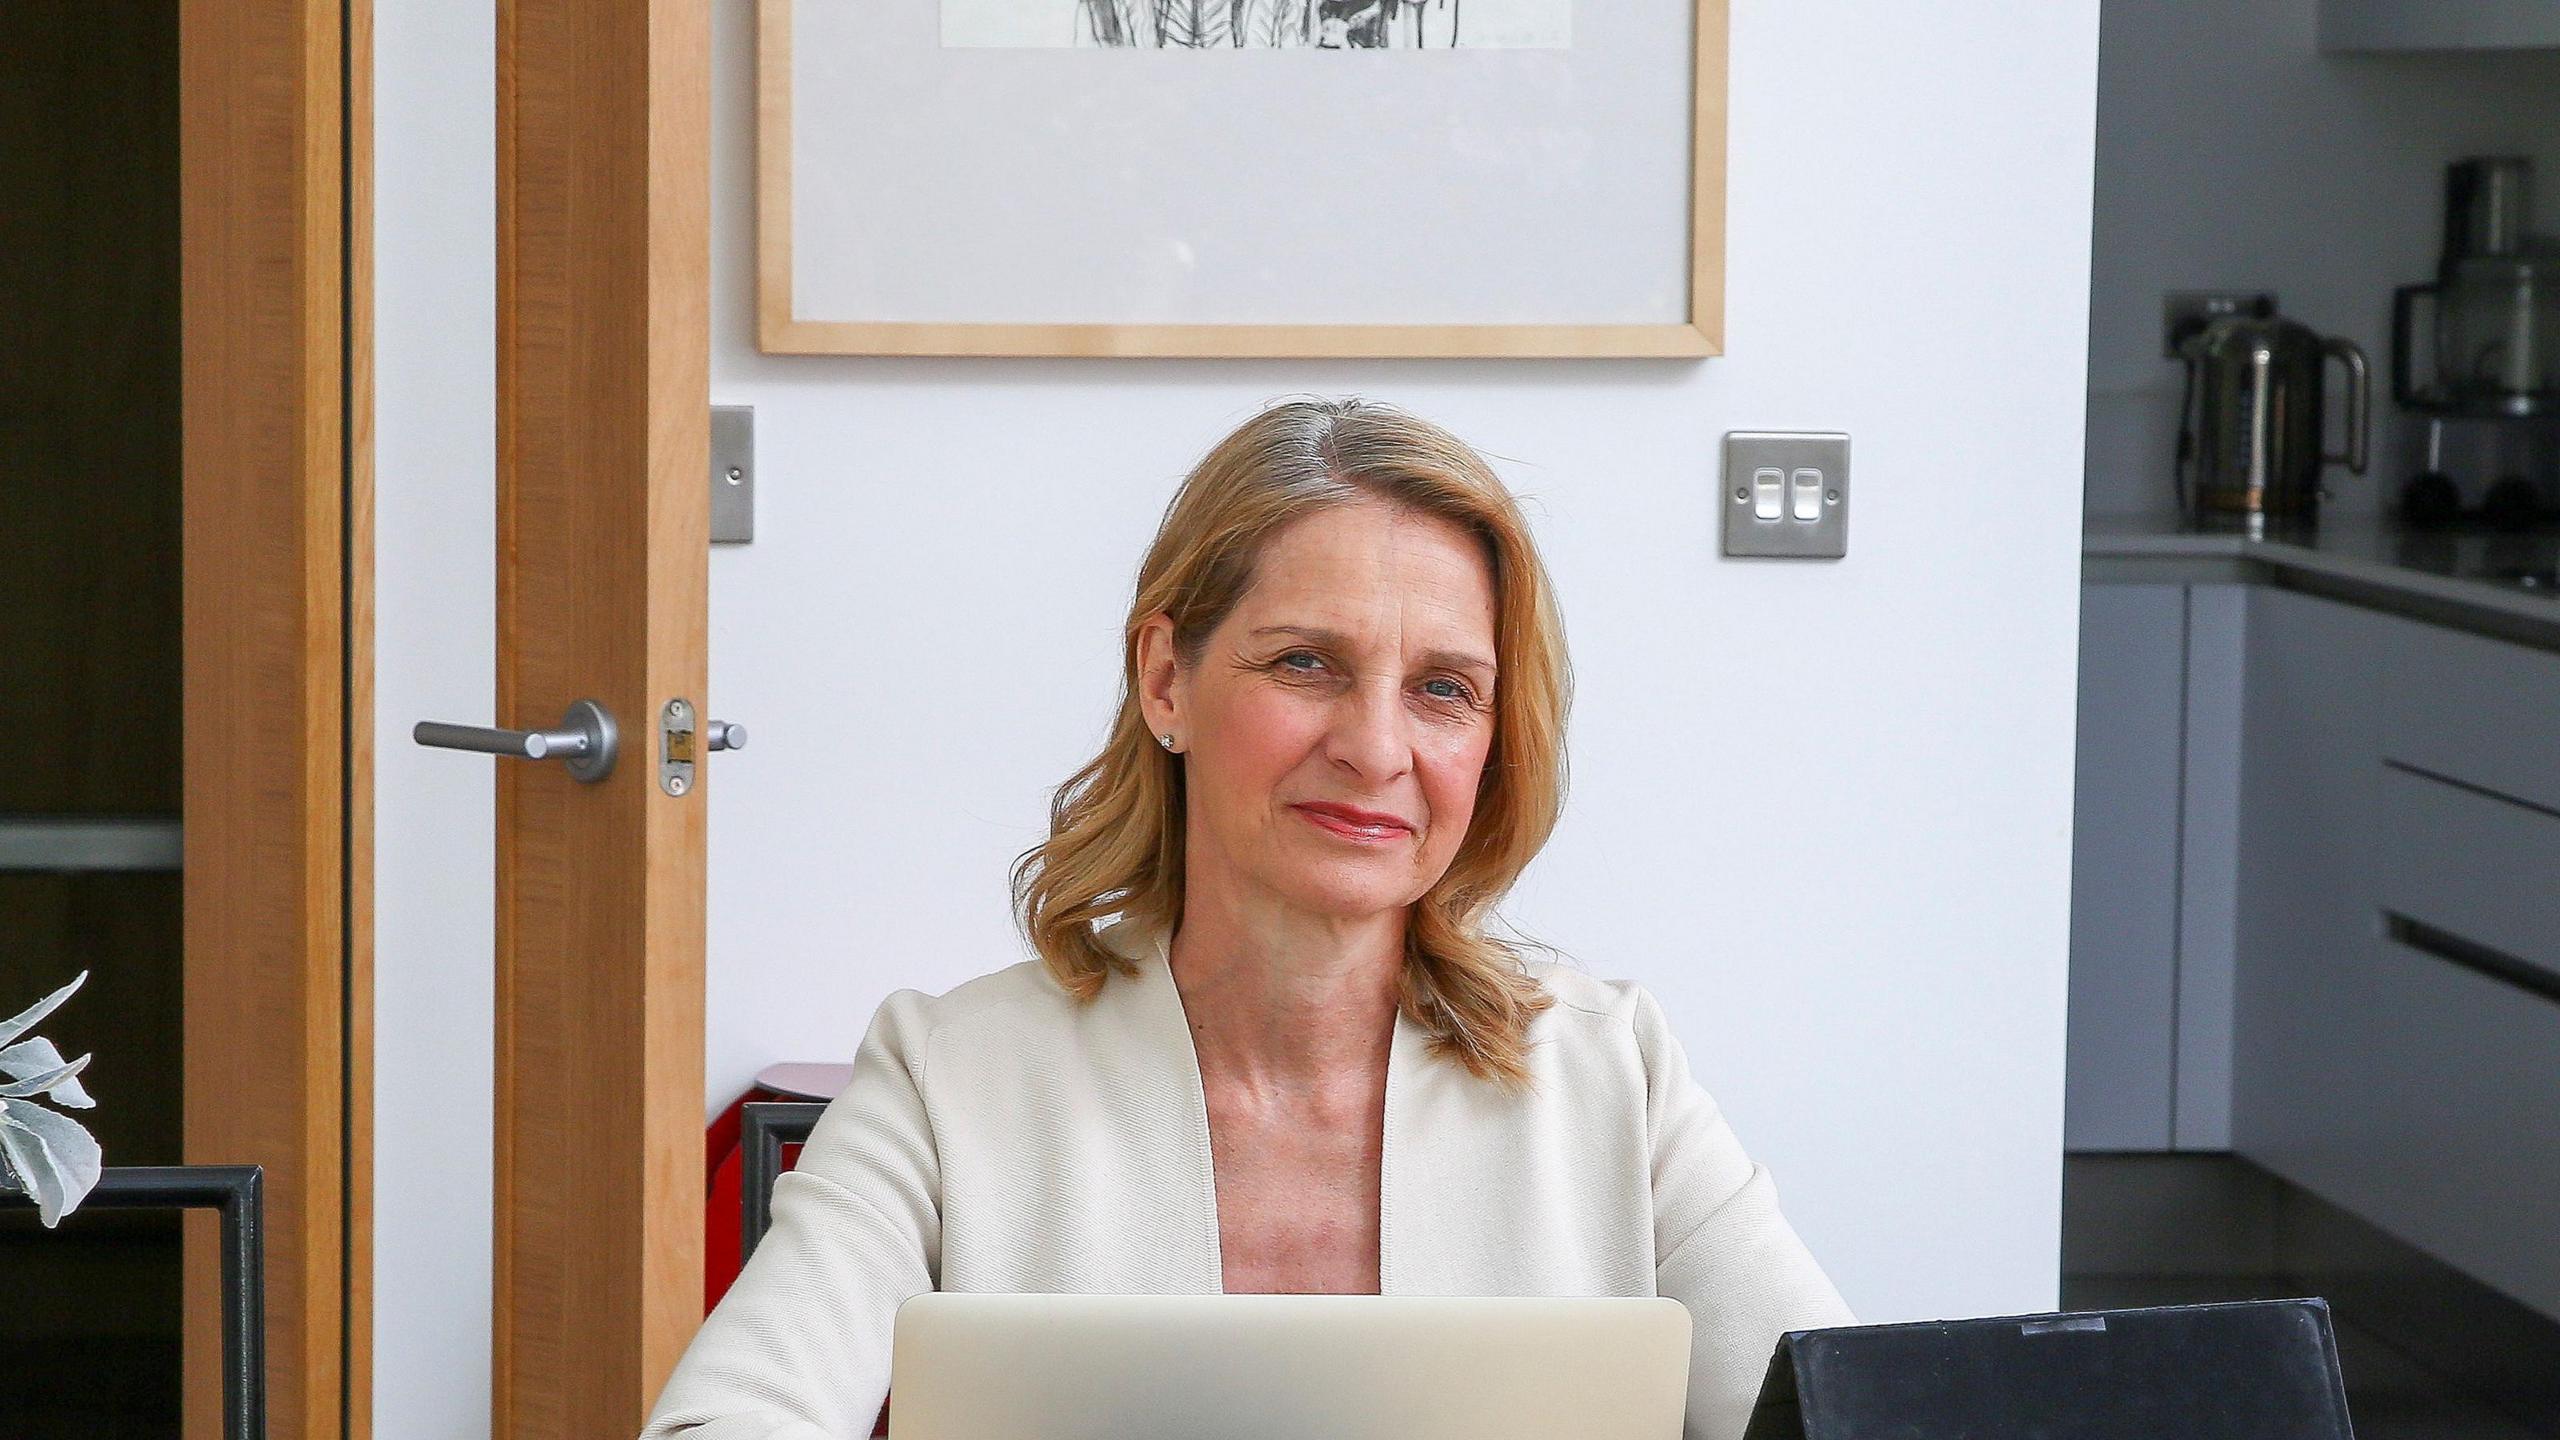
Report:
639,991,945,1440
1632,984,1856,1440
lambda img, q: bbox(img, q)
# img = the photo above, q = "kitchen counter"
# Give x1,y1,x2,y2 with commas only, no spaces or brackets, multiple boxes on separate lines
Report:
2085,515,2560,652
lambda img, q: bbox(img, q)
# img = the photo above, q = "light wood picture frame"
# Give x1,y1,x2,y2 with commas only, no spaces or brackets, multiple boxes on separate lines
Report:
756,0,1729,359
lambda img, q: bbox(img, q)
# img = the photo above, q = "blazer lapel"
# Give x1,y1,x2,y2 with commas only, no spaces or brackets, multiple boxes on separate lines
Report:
1092,916,1227,1294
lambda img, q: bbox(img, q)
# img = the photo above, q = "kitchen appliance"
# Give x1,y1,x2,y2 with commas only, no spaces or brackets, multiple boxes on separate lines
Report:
2176,306,2371,522
2393,157,2560,418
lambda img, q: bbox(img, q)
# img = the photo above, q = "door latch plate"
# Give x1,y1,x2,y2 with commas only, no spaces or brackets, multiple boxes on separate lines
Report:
661,698,697,796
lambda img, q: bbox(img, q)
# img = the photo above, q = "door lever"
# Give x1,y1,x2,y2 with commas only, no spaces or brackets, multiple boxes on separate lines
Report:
414,699,618,783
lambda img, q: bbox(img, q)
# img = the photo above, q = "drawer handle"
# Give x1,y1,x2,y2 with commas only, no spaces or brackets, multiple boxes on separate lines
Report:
2385,913,2560,1010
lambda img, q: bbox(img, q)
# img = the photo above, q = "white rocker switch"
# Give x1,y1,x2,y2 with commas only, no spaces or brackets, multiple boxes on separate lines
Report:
1790,468,1824,522
1752,467,1785,521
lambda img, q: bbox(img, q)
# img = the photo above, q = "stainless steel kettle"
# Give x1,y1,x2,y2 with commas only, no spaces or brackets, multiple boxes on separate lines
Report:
2176,310,2370,521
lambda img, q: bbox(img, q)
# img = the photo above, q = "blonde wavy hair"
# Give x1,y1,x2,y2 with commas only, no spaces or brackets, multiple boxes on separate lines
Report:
1010,396,1572,1091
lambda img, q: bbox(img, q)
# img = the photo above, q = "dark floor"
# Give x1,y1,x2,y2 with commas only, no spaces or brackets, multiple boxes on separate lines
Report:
2064,1155,2560,1440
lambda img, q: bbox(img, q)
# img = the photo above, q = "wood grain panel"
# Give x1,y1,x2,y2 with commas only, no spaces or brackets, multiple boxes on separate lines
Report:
1689,0,1728,354
344,0,378,1429
179,0,360,1435
494,0,710,1432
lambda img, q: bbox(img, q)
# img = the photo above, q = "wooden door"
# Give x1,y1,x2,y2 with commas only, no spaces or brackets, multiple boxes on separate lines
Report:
490,0,712,1433
180,0,372,1436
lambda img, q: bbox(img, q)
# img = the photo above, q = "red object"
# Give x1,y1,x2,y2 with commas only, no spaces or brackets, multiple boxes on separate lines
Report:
703,1083,788,1310
704,1067,888,1434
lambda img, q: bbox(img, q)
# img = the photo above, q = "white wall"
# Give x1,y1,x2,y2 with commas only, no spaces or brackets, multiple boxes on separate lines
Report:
702,0,2096,1325
375,0,2100,1427
2085,0,2560,520
374,0,496,1434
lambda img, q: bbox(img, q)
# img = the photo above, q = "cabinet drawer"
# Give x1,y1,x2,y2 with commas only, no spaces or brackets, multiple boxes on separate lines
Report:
2338,929,2560,1320
2376,767,2560,986
2378,617,2560,815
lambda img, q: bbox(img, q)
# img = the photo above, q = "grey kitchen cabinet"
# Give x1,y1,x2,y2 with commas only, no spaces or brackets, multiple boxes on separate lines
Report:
2378,613,2560,817
2377,764,2560,977
2232,590,2560,1322
2068,585,2182,1150
2229,588,2387,1199
2066,583,2246,1151
2335,915,2560,1320
2320,0,2560,51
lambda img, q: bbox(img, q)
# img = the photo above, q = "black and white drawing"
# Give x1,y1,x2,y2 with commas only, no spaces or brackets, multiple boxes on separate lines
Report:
1084,0,1446,47
943,0,1570,50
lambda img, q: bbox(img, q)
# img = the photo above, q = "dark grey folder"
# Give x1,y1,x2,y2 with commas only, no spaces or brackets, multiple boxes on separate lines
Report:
1743,1298,2355,1440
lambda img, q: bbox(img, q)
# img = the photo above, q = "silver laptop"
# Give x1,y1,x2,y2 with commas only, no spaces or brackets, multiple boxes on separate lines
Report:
887,1292,1692,1440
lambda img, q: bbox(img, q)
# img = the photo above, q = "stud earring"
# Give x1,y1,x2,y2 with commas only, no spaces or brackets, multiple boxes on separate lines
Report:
1157,733,1176,751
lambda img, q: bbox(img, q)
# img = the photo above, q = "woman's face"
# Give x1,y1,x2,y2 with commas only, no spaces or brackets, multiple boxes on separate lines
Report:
1141,498,1500,926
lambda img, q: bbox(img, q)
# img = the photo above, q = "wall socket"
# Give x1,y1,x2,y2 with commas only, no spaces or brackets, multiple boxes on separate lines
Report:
2162,291,2278,357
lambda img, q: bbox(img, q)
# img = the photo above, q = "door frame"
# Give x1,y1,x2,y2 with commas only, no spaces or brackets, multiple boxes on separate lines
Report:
181,0,711,1429
489,0,711,1433
179,0,372,1436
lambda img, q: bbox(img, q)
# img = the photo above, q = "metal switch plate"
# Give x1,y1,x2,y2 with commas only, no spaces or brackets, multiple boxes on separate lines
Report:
1722,432,1848,559
712,405,754,544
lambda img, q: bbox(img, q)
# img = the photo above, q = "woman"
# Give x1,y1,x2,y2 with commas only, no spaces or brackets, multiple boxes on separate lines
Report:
640,397,1853,1440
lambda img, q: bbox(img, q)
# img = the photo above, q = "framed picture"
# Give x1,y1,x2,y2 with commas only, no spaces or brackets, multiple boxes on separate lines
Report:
757,0,1728,358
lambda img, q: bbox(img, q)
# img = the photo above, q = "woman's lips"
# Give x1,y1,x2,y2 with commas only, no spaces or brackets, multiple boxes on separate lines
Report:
1292,803,1412,842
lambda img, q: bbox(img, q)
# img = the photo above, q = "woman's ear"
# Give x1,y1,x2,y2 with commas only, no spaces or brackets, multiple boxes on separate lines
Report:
1134,611,1181,738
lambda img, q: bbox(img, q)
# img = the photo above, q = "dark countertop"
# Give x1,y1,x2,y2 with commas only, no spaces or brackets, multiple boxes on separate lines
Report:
2084,515,2560,652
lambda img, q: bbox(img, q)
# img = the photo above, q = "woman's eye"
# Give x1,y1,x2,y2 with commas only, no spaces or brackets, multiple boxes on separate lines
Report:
1276,650,1326,674
1422,677,1477,705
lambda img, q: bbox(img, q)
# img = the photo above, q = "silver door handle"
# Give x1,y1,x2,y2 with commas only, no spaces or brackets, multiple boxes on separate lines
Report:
414,699,618,783
707,721,746,752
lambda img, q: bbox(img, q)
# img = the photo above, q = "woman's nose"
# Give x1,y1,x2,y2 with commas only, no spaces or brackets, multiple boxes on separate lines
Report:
1324,684,1413,782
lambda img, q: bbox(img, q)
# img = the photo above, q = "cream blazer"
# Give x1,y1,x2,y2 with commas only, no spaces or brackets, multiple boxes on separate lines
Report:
641,919,1854,1440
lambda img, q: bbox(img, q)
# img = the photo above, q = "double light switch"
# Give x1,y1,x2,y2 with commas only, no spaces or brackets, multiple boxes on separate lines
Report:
1722,431,1849,559
1748,466,1825,521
